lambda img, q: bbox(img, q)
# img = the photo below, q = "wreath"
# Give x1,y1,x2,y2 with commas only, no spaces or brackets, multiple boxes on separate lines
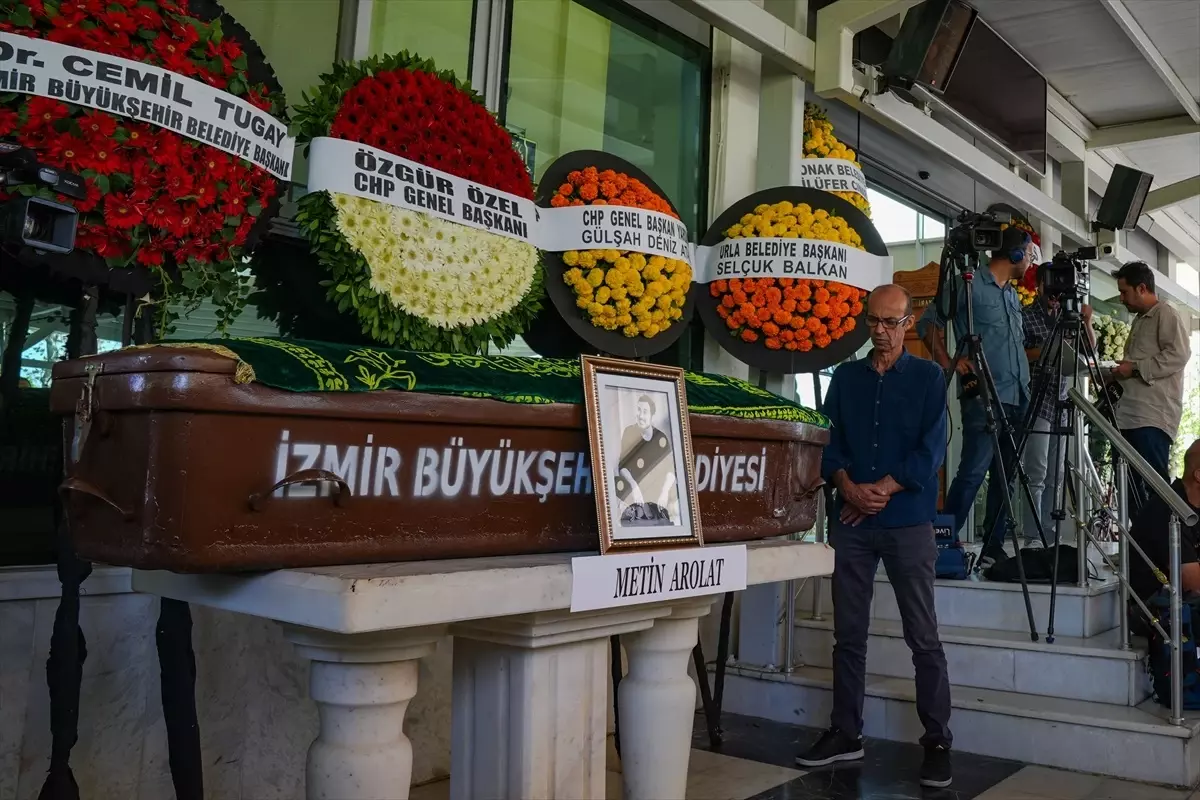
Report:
0,0,288,333
803,103,871,218
290,52,542,353
711,200,866,351
989,203,1041,307
554,166,690,339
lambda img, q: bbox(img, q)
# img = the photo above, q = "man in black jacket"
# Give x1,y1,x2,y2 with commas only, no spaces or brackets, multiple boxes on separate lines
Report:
1129,439,1200,605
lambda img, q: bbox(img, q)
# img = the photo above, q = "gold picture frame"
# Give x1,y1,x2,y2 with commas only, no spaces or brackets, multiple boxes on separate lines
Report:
581,355,703,554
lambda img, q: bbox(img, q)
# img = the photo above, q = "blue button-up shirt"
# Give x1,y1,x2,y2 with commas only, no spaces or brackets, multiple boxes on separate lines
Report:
916,269,1029,406
820,351,948,529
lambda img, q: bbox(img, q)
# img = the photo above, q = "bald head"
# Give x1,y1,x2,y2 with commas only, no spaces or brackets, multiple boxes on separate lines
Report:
868,284,913,318
1186,440,1200,480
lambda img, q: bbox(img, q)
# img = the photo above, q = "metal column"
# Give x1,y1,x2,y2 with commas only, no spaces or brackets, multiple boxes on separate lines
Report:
1115,457,1131,650
1169,514,1184,726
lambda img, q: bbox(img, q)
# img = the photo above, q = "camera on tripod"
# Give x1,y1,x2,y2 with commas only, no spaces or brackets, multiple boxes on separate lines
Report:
1038,246,1096,304
0,142,82,256
946,208,1011,256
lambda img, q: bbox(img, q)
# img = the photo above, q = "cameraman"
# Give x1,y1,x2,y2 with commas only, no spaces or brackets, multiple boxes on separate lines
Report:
1021,284,1094,547
1110,261,1192,505
919,226,1034,565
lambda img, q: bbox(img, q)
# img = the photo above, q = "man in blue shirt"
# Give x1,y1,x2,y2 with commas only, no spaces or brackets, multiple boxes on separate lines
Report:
796,284,952,789
918,225,1034,564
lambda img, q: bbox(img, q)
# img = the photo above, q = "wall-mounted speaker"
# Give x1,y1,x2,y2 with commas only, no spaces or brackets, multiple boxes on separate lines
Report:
1096,164,1153,231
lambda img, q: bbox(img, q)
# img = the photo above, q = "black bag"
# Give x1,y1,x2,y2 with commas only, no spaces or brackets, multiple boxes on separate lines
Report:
1146,590,1200,709
984,545,1086,583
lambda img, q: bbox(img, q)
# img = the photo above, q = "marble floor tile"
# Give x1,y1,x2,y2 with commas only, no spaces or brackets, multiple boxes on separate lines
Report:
976,766,1104,800
410,751,798,800
1085,777,1190,800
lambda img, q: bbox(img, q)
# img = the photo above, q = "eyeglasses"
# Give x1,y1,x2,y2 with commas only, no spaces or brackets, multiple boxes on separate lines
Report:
865,314,912,330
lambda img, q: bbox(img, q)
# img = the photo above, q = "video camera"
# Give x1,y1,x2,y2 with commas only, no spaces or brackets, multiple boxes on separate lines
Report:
946,208,1012,256
0,142,82,255
1038,246,1095,304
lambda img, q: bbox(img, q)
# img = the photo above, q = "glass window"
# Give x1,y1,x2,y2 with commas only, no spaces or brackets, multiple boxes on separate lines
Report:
217,0,342,186
502,0,710,235
866,188,918,245
1177,261,1199,298
368,0,476,78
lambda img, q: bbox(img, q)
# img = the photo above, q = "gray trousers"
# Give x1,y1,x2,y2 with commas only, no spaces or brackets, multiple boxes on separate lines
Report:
830,520,953,747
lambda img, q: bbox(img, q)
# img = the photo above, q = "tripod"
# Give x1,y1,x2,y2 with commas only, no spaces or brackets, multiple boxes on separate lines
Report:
985,292,1120,643
944,248,1040,641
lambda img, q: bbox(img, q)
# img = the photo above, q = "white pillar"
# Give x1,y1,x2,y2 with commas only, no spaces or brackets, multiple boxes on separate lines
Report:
619,598,718,800
283,625,447,800
738,0,810,670
450,608,669,800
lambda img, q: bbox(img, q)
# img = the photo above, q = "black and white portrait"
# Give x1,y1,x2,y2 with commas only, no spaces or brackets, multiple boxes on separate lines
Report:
582,356,701,553
613,389,679,527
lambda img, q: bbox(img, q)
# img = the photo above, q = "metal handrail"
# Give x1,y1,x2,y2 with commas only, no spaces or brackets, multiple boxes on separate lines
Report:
1067,388,1192,727
1068,388,1199,526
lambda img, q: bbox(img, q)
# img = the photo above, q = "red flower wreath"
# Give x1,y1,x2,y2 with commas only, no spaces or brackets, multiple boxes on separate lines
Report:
288,52,540,353
327,68,531,200
0,0,286,330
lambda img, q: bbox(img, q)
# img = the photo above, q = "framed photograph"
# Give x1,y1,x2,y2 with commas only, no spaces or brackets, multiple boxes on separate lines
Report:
581,355,702,554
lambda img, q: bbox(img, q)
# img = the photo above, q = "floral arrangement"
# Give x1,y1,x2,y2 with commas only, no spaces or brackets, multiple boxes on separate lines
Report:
291,52,541,352
553,167,690,338
0,0,286,333
803,104,870,218
1094,314,1130,362
1001,218,1041,306
709,201,866,351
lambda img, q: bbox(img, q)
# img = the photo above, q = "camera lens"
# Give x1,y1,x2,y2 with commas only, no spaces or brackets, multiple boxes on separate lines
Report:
22,207,53,241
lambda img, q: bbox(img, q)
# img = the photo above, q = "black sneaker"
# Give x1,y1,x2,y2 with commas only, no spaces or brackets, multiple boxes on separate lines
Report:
920,744,952,788
794,728,864,767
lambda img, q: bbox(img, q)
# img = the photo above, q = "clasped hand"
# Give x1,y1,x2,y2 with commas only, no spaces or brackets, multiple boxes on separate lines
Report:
838,477,896,526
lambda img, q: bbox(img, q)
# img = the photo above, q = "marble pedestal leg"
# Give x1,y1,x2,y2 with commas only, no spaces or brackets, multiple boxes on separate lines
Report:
450,607,672,800
618,598,717,800
282,625,446,800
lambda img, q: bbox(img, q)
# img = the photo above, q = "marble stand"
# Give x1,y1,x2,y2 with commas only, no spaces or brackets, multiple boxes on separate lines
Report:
133,540,833,800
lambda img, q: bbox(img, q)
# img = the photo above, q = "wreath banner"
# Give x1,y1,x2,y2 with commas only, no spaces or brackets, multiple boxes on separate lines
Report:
537,204,693,266
308,135,694,264
693,236,891,289
0,31,294,179
307,135,537,244
794,158,867,198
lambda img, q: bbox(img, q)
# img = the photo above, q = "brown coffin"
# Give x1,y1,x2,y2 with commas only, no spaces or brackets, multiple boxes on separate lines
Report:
50,349,829,572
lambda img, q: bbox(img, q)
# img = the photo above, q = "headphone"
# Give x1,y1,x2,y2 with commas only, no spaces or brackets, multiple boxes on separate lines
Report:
1001,227,1031,264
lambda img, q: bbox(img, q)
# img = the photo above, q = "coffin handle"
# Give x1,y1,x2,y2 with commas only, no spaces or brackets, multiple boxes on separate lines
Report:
795,476,826,501
60,476,134,520
249,469,351,511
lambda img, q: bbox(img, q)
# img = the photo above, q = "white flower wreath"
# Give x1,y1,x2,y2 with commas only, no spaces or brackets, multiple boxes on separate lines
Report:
331,192,539,330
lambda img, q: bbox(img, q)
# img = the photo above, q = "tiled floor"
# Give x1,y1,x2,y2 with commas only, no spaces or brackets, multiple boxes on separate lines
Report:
412,711,1195,799
687,713,1197,800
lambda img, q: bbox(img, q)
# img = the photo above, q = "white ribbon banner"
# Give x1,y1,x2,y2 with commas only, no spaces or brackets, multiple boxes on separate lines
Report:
794,158,868,198
693,237,892,291
537,204,694,265
307,136,541,246
0,32,295,180
308,136,696,265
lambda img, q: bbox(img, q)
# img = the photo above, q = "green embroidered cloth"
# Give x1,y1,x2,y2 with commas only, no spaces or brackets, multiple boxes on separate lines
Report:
160,337,829,427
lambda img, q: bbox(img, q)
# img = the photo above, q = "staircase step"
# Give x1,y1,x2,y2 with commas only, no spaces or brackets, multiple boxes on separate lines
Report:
792,618,1148,706
719,664,1200,786
796,572,1121,638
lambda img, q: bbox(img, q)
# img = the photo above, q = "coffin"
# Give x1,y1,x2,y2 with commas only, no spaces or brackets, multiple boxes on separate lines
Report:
50,340,829,571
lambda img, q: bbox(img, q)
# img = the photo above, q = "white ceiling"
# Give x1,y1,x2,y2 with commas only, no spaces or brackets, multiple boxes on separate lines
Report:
971,0,1200,237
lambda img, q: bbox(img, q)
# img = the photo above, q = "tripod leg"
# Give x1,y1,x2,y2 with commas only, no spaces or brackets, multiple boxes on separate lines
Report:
713,591,734,715
973,351,1039,641
611,635,622,757
692,643,721,748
